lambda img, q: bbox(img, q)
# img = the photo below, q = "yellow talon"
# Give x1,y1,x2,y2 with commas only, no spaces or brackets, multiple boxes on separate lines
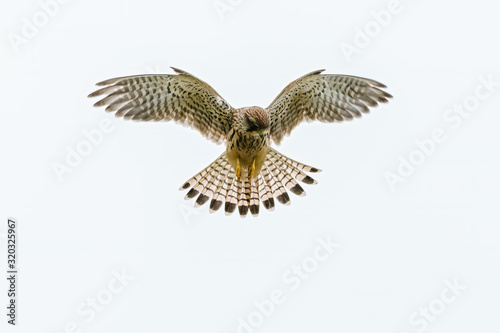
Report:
248,158,256,179
236,157,242,180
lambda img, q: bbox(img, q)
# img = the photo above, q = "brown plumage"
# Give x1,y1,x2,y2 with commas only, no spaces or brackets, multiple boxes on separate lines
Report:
89,67,392,217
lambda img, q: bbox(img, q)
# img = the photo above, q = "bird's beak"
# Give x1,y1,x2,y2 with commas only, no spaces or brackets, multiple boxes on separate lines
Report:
258,131,264,139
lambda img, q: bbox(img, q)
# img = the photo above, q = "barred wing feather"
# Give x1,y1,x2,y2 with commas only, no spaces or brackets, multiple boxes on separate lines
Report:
88,67,233,144
267,70,392,144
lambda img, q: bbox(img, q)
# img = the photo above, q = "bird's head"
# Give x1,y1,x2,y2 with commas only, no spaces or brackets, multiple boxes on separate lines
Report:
242,106,270,138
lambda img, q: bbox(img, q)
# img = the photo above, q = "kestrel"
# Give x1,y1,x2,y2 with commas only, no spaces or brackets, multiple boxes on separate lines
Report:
89,67,392,217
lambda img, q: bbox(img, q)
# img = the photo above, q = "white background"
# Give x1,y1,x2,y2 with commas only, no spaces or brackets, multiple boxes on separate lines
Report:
1,0,499,332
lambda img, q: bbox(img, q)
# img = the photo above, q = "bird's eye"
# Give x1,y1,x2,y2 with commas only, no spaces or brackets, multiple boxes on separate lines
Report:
246,118,258,132
247,124,258,132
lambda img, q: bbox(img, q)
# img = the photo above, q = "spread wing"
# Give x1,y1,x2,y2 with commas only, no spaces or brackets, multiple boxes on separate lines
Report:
267,69,392,145
88,67,233,144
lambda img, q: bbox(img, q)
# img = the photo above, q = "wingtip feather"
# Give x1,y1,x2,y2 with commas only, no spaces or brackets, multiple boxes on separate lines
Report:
171,66,187,75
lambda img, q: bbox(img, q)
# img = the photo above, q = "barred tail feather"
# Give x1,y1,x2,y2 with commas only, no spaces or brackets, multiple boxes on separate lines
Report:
237,179,250,217
195,158,228,207
224,171,238,215
180,149,320,217
267,148,321,174
209,163,231,212
250,179,260,217
264,162,290,205
260,167,275,211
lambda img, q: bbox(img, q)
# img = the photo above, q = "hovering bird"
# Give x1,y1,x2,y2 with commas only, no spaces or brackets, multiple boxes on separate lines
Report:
89,67,391,217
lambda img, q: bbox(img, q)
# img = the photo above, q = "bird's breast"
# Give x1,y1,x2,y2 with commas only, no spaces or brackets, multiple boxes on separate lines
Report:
226,130,269,175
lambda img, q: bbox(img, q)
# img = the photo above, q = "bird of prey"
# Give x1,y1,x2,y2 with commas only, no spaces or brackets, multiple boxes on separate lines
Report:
89,67,391,217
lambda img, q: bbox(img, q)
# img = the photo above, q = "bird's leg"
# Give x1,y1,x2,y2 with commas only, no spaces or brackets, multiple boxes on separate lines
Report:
236,157,242,180
248,158,256,180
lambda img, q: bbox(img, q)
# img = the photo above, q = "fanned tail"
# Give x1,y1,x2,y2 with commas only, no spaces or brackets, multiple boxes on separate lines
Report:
180,149,320,217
